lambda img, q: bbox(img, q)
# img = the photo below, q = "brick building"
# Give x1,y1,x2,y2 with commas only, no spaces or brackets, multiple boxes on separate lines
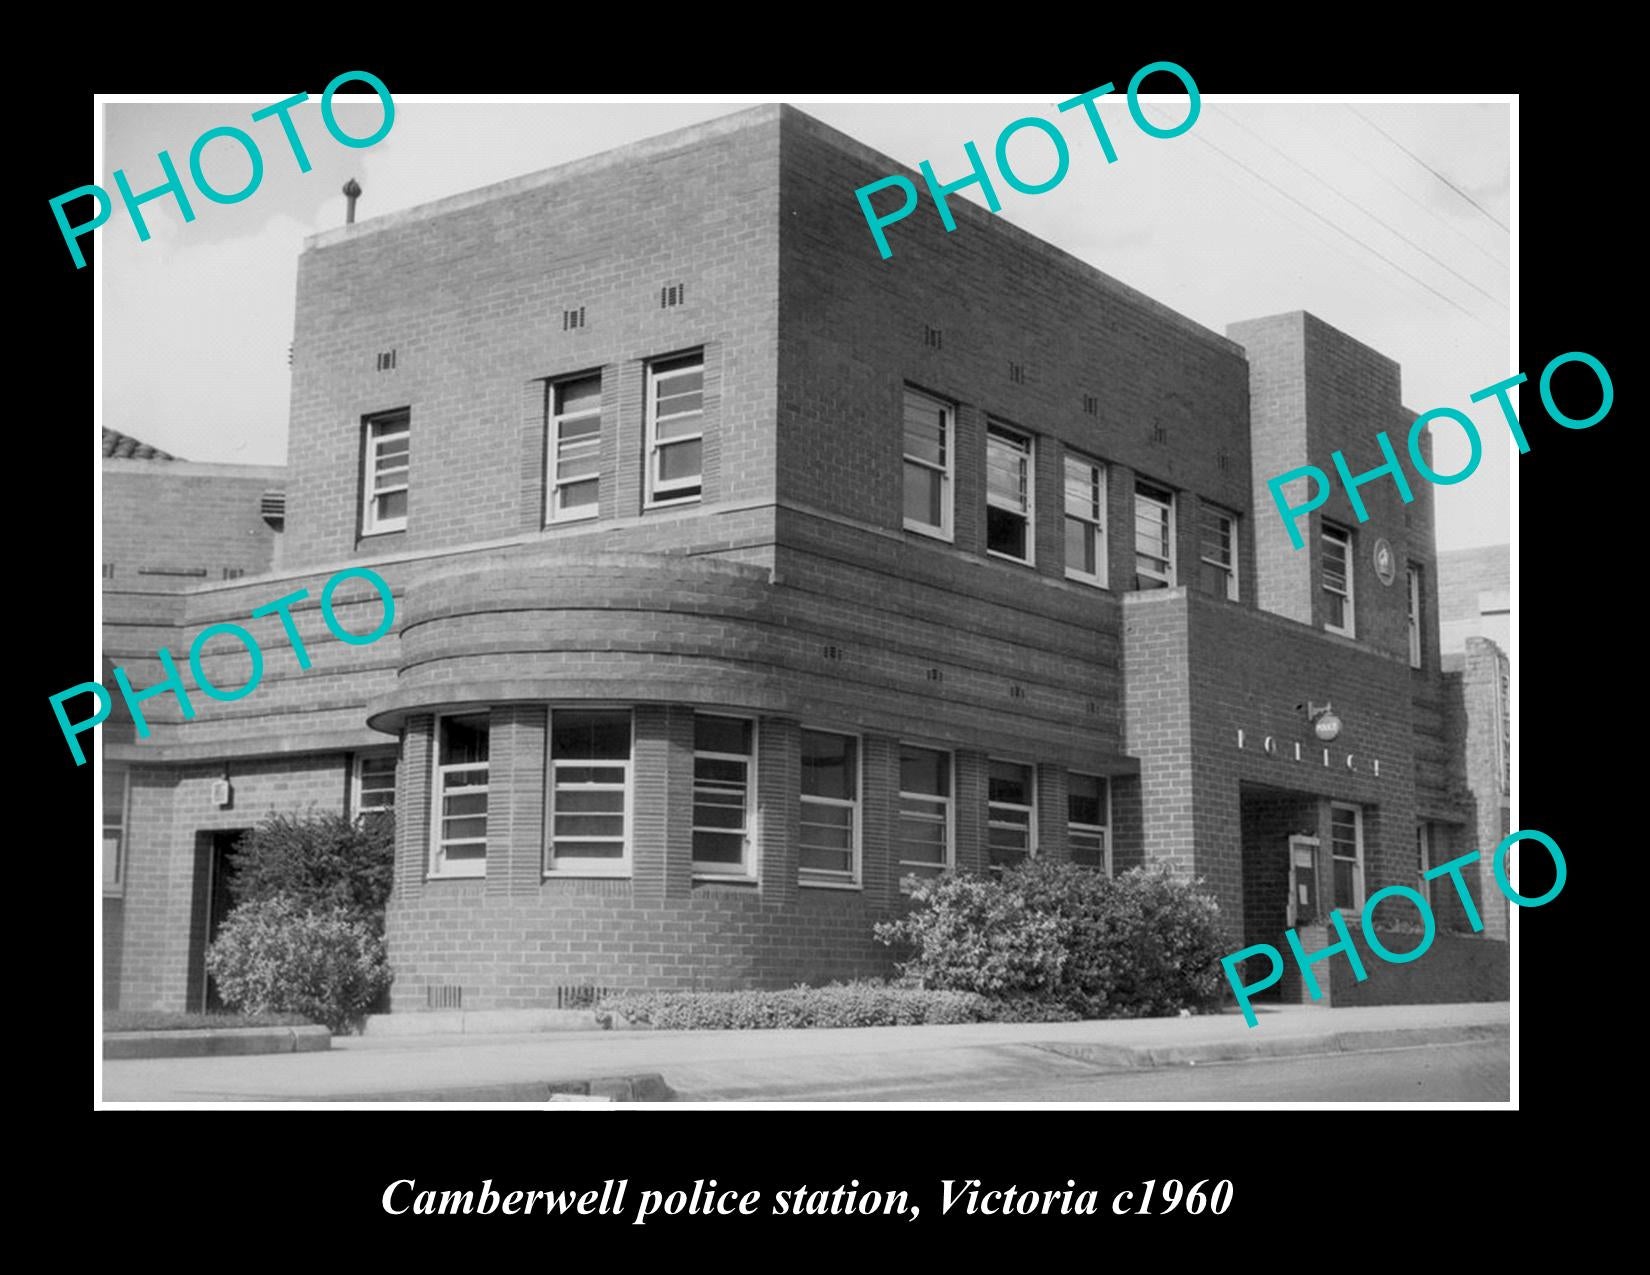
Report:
98,105,1507,1014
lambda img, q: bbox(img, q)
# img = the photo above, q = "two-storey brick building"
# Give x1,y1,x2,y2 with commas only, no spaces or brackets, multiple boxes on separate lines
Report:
100,104,1507,1014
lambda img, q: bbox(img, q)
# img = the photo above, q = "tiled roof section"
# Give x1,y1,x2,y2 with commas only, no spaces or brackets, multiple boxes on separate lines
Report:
102,428,177,461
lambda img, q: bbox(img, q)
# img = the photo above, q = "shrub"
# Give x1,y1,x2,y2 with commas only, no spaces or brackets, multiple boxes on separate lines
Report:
877,863,1229,1019
206,897,392,1033
596,981,1059,1031
869,872,1069,998
227,809,395,932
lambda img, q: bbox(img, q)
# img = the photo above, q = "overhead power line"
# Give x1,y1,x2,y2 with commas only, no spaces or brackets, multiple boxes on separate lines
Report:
1220,112,1506,311
1189,131,1495,332
1349,107,1510,233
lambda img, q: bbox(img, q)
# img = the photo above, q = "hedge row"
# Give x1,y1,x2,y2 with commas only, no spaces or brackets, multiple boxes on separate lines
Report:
599,982,1079,1031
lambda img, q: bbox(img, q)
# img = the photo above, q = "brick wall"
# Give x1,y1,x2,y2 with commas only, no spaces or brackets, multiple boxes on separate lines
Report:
102,459,284,590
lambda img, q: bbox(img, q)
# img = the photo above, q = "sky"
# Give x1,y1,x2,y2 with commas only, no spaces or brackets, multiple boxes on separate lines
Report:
99,95,1511,550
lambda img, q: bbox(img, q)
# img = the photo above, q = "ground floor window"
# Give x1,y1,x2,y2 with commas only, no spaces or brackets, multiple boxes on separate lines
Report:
432,714,489,878
897,745,953,883
800,729,859,887
1330,802,1364,911
987,760,1036,870
103,765,127,895
547,710,631,875
354,752,397,815
692,715,755,878
1067,772,1109,873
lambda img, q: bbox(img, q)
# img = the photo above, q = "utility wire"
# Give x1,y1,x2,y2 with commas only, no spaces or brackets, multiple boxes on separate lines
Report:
1189,131,1495,331
1349,107,1510,233
1314,109,1508,270
1221,113,1507,311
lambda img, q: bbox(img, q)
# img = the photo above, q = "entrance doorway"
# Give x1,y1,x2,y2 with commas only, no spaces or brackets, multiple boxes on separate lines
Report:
187,829,247,1012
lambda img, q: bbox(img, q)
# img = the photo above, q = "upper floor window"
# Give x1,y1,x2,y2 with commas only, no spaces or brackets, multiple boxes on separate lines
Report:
431,713,488,878
986,423,1034,564
645,352,703,507
1067,772,1110,874
1407,564,1423,668
103,766,127,895
1064,452,1107,587
1199,503,1239,601
692,715,755,879
1322,525,1355,636
1134,481,1175,589
354,752,397,815
547,710,631,875
362,410,410,535
987,760,1036,871
897,745,953,883
800,729,859,887
903,387,954,540
1330,802,1364,911
548,373,602,523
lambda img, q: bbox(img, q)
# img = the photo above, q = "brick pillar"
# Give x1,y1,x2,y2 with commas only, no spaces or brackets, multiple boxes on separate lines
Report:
632,705,689,902
1037,763,1067,862
758,717,800,904
396,713,434,898
953,404,985,556
862,735,898,907
701,341,722,503
1110,774,1143,873
614,359,643,516
1108,464,1134,590
491,705,547,897
519,378,546,532
954,750,987,873
1035,437,1062,581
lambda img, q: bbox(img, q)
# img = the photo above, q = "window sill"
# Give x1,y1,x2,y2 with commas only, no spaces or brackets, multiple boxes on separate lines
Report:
103,887,124,900
987,549,1035,568
903,521,954,543
359,526,408,540
543,869,631,879
692,872,757,884
799,880,862,891
426,871,485,882
1065,571,1109,589
644,495,702,511
546,512,599,527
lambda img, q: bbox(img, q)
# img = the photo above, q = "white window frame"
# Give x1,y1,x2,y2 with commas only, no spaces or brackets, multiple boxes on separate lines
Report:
902,387,955,541
353,751,397,816
1066,771,1111,875
546,708,634,878
896,744,954,886
361,410,410,535
644,352,704,508
691,713,758,881
1063,451,1107,588
103,765,128,897
799,728,862,889
546,372,602,525
1407,564,1423,668
986,758,1038,871
1322,525,1355,637
1134,480,1176,589
1199,503,1240,601
1329,802,1365,913
430,713,489,879
986,422,1035,565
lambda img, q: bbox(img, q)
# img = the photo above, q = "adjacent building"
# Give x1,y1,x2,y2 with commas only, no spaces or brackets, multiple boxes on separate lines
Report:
98,105,1509,1014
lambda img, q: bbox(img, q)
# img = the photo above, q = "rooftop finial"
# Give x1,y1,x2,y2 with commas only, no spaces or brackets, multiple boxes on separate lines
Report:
343,178,363,225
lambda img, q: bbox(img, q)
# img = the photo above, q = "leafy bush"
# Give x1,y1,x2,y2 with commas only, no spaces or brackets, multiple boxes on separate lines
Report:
227,810,395,932
597,981,1070,1031
206,897,392,1033
877,863,1229,1018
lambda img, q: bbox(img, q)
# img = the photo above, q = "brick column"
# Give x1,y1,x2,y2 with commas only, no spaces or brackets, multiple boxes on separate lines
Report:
758,717,799,904
397,713,434,898
490,705,547,897
614,360,644,516
953,404,985,556
954,750,987,873
861,734,898,907
1035,436,1062,581
632,704,688,902
701,341,722,503
1037,763,1068,863
519,378,545,532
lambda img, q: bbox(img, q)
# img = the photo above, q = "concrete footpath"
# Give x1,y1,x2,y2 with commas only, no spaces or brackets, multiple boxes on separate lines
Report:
100,1001,1509,1103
